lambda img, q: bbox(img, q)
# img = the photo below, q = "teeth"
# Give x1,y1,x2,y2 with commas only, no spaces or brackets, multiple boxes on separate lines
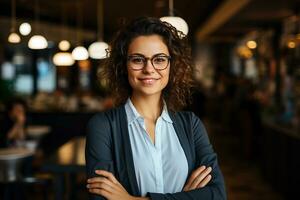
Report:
141,79,155,84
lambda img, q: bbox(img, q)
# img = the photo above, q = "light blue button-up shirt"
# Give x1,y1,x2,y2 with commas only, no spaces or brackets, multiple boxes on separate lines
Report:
125,98,188,196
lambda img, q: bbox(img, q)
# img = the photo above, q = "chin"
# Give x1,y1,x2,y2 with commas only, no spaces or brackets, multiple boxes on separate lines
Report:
135,87,164,97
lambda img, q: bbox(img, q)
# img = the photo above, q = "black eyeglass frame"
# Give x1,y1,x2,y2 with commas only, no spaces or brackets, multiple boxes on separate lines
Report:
127,53,171,70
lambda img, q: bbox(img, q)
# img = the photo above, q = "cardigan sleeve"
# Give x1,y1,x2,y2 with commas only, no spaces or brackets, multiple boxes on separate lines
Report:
147,112,227,200
85,113,114,200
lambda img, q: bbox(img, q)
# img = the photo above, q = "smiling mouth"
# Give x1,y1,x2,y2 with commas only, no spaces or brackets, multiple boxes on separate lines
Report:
138,78,159,85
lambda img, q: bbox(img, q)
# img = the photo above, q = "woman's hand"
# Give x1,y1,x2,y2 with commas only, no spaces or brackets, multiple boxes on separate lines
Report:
87,170,149,200
183,165,212,191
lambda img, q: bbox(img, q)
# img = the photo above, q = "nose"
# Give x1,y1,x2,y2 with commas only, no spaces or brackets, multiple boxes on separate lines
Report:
142,59,155,73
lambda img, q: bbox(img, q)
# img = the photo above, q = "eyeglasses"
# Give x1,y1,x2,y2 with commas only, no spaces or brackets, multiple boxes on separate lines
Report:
127,53,171,70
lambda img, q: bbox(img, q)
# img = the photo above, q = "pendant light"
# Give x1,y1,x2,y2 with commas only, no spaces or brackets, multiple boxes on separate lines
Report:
19,22,32,36
88,0,109,59
53,52,75,66
53,2,74,66
28,0,47,49
72,0,88,61
160,0,188,37
58,2,71,51
8,0,21,43
59,40,71,51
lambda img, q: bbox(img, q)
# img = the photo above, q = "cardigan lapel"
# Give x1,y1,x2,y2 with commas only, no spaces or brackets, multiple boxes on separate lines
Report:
118,106,140,196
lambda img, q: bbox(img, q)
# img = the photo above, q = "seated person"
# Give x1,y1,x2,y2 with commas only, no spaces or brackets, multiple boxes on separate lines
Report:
0,98,27,148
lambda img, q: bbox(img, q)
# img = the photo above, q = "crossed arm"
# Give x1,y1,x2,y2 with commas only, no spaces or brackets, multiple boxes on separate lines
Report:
85,113,226,200
87,166,213,200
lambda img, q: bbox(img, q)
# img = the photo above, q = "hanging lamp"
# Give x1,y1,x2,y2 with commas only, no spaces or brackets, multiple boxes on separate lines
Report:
53,2,74,66
72,0,88,60
19,22,32,36
160,0,188,36
8,0,21,43
28,0,47,49
53,52,75,66
58,2,71,51
88,0,109,59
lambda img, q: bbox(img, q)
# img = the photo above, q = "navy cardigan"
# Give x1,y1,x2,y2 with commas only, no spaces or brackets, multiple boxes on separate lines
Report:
85,105,226,200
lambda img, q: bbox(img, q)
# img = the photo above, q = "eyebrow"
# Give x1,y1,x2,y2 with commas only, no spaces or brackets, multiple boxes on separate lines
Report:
128,53,169,57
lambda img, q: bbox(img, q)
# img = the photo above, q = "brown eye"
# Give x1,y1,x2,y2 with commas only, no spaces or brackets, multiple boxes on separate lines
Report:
153,56,168,64
131,57,145,64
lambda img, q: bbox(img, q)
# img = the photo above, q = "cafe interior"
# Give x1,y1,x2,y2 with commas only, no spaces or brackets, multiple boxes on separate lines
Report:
0,0,300,199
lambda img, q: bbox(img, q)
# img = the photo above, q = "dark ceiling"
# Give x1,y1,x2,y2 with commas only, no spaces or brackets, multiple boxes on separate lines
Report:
0,0,221,42
1,0,300,43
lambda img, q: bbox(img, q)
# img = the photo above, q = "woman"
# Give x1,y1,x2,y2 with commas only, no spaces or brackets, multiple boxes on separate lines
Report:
0,98,27,148
85,17,226,200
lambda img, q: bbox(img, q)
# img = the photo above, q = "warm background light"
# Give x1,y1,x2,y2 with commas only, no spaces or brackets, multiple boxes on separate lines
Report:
246,40,257,49
59,40,71,51
287,41,296,49
8,32,21,43
28,35,48,49
53,52,75,66
19,22,32,36
72,46,89,60
88,41,108,59
160,16,189,36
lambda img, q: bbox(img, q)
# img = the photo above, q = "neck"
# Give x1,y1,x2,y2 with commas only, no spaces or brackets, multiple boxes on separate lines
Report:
130,93,163,121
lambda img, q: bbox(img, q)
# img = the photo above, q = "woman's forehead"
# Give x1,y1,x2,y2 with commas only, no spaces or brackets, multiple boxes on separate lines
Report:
128,35,169,56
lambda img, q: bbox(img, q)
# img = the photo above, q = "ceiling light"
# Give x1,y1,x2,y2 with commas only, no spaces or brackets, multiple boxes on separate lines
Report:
28,35,48,49
160,16,189,36
72,46,89,60
287,41,296,49
88,41,108,59
59,40,71,51
160,0,189,36
8,32,21,43
28,0,47,49
53,52,75,66
88,0,109,59
246,40,257,49
19,22,32,36
8,0,21,43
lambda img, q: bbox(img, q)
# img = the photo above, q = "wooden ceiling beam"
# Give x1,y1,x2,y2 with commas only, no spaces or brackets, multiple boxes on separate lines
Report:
196,0,251,42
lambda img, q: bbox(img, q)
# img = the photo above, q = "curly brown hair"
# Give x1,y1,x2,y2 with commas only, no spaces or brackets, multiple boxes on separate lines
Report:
99,16,195,112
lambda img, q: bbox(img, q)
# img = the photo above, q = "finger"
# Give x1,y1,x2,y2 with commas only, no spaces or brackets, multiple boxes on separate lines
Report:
197,174,212,188
95,170,125,190
183,166,206,190
87,177,106,183
87,178,124,193
190,167,212,189
95,170,119,184
89,188,111,198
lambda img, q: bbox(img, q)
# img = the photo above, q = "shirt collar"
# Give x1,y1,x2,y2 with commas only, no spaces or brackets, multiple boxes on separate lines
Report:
124,98,173,124
160,101,173,123
125,98,142,124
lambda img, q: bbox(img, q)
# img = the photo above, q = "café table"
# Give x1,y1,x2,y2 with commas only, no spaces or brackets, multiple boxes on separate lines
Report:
0,147,35,182
0,147,35,200
26,125,51,139
41,136,86,200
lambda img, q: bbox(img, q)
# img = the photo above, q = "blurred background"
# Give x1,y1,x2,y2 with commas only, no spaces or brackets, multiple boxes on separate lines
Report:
0,0,300,199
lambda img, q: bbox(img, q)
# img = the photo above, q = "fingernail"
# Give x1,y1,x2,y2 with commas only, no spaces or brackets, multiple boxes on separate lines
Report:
86,184,90,188
87,179,90,183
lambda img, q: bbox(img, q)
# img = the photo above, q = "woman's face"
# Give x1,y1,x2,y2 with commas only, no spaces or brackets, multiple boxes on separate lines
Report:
127,34,170,98
9,104,25,121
